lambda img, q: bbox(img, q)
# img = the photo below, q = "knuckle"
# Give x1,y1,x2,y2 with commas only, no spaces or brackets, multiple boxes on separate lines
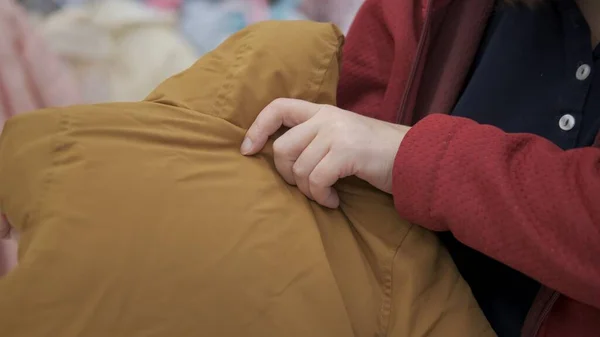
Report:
318,104,335,112
292,163,308,178
313,104,335,121
272,138,287,156
274,161,296,186
308,172,325,188
322,104,345,116
319,106,337,119
317,104,331,112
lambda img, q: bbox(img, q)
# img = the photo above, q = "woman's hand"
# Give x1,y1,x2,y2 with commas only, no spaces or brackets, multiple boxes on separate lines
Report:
241,98,410,208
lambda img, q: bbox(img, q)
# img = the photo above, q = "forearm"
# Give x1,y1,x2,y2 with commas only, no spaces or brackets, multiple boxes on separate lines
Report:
392,113,600,308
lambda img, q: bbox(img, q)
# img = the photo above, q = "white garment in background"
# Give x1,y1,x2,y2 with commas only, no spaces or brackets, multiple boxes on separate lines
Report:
180,0,306,56
299,0,365,33
39,0,198,103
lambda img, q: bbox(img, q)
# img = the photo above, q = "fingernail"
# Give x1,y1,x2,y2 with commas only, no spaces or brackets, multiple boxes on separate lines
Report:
325,192,340,209
240,137,253,155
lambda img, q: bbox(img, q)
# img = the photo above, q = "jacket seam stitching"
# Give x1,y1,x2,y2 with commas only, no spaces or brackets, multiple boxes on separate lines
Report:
312,32,344,104
211,30,255,126
33,110,70,233
381,223,414,336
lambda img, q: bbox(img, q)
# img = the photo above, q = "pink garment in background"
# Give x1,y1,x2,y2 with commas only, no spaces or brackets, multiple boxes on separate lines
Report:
0,0,80,133
248,0,270,24
0,0,80,277
145,0,183,11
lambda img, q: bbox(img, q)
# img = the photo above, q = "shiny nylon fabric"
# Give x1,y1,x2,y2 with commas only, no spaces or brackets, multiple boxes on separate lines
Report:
0,21,493,337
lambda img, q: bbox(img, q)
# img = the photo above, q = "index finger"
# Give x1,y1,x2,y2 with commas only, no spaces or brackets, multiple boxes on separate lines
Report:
241,98,321,155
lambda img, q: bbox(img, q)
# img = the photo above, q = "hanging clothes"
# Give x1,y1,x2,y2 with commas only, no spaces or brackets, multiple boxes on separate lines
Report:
0,0,80,133
38,0,198,103
0,0,79,277
180,0,306,56
144,0,183,11
16,0,61,14
299,0,365,33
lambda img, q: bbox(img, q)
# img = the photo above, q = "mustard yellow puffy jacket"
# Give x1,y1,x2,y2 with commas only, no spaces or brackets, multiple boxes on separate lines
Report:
0,21,494,337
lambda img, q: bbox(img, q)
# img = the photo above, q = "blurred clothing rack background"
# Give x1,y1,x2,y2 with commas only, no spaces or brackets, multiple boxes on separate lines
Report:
3,0,364,112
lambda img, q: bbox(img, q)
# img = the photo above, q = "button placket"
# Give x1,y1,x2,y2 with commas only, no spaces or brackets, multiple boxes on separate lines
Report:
557,1,594,146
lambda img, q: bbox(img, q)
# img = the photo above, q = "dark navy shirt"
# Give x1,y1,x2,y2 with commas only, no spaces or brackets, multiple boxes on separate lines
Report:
445,0,600,336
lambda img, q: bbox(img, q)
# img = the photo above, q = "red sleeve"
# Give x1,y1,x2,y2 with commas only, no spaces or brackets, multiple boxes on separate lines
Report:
336,0,392,120
337,0,425,123
393,113,600,309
